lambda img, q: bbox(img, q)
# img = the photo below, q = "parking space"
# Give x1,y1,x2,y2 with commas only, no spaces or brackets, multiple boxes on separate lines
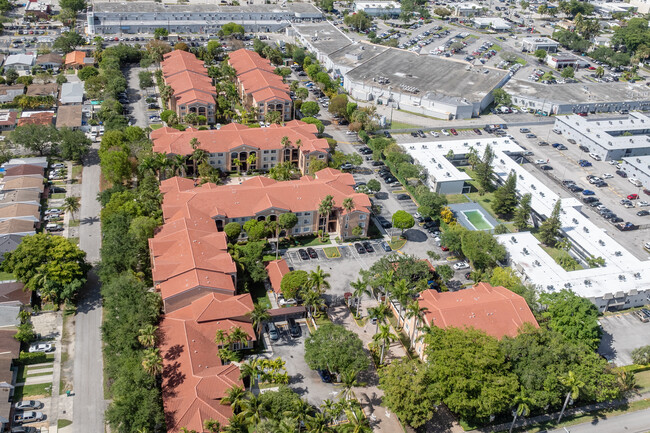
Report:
598,313,650,366
263,321,337,407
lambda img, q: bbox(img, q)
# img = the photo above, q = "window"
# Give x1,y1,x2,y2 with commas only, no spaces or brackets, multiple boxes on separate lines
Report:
318,154,324,159
295,212,302,216
303,227,310,232
271,157,276,161
359,222,365,228
264,150,269,154
359,214,366,220
303,219,309,224
218,153,224,157
217,160,222,164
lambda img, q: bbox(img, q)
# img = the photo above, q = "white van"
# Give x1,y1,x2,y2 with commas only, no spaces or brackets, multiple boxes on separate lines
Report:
588,153,602,161
629,178,643,187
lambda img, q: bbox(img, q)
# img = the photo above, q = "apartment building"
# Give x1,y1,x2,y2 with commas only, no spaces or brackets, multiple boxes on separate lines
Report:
228,49,292,122
158,167,371,240
151,120,329,175
161,50,217,124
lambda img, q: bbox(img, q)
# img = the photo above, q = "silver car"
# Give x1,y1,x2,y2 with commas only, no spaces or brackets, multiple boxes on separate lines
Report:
14,401,41,410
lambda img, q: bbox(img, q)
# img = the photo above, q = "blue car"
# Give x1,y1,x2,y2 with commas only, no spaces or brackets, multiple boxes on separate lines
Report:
552,143,562,148
578,159,592,167
582,189,596,196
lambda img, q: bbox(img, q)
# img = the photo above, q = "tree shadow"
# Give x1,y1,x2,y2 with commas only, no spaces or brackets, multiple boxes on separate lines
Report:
404,229,427,243
80,216,100,226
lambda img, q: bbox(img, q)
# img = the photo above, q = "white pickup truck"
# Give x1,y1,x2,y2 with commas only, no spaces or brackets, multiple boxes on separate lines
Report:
13,411,43,424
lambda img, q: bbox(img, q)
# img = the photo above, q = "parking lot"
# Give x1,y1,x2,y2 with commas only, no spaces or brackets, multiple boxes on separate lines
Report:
598,312,650,366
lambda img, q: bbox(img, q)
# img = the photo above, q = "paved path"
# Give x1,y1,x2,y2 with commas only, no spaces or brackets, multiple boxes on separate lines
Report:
547,407,650,433
72,142,104,433
20,374,54,386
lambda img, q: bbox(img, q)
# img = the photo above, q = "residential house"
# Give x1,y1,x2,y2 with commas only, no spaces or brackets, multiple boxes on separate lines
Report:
0,233,28,262
151,121,329,175
4,54,35,71
26,82,58,98
0,190,41,208
0,111,17,131
0,85,25,104
0,204,40,224
65,51,92,69
266,259,290,300
0,329,20,431
59,82,84,105
158,167,372,240
35,53,63,70
0,177,45,196
3,157,47,170
17,111,54,127
229,49,292,122
0,281,31,305
402,282,539,359
161,50,217,124
56,105,83,129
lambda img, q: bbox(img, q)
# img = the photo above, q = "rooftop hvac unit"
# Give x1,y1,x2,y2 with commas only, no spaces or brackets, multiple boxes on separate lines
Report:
584,279,591,286
564,282,572,288
511,236,517,243
572,218,579,224
583,227,589,233
598,239,605,246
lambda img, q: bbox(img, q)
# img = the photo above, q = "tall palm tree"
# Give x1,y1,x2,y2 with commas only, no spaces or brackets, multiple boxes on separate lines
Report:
404,300,426,346
373,324,398,365
141,348,163,376
239,394,267,427
341,408,372,433
239,359,259,391
246,153,257,173
368,302,390,334
302,288,325,317
247,303,270,337
62,196,81,222
509,392,533,433
286,397,312,424
308,266,331,294
378,270,395,299
137,324,158,348
228,326,250,350
390,279,411,326
214,329,229,348
595,66,605,79
276,418,299,433
203,419,221,433
317,195,335,237
232,158,242,174
305,412,334,433
350,277,370,319
281,135,292,148
338,369,360,401
220,386,247,414
342,197,354,235
223,413,248,433
557,371,584,423
173,154,186,177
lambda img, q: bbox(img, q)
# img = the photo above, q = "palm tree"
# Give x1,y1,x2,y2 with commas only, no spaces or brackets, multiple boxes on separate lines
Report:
62,196,81,222
239,394,267,426
203,419,222,433
220,386,247,413
228,326,250,350
214,329,229,348
404,300,426,346
141,347,163,376
557,371,585,423
281,135,292,148
338,369,360,401
389,279,411,326
191,149,208,175
246,153,257,173
373,324,398,365
368,302,390,334
341,408,372,433
508,392,533,433
378,270,395,300
467,147,480,170
595,66,605,79
286,397,312,424
308,266,331,294
173,154,186,177
223,413,248,433
350,277,371,319
305,412,334,433
276,418,299,433
342,197,354,236
239,359,259,391
137,324,158,348
317,195,335,237
247,304,270,337
302,288,325,317
232,158,242,174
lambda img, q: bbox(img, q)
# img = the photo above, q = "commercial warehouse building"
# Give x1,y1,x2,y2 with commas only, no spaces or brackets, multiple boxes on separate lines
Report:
505,79,650,116
554,113,650,161
621,154,650,188
87,2,323,35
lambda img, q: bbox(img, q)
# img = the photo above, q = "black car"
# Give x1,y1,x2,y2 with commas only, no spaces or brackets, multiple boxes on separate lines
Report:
610,216,624,223
603,212,617,220
384,131,392,138
579,145,589,152
556,144,567,151
376,217,392,228
637,210,650,216
562,179,575,186
317,369,332,383
358,147,371,154
306,247,318,259
354,243,366,254
385,177,397,184
593,180,607,187
298,249,310,260
288,318,301,337
582,196,599,203
411,132,418,137
464,272,472,280
396,194,410,200
540,165,553,170
568,185,583,193
362,241,374,253
616,170,628,178
371,161,385,167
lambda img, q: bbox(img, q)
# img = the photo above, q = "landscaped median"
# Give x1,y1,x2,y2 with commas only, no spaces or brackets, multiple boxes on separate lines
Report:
323,246,341,258
388,236,407,251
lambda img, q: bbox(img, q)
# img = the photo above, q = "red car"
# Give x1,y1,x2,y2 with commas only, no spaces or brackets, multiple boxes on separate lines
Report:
441,246,449,251
577,112,588,117
473,128,482,135
450,128,458,136
628,194,639,200
644,189,650,196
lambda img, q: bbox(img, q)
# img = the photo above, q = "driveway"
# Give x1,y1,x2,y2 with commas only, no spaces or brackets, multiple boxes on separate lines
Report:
124,66,154,128
598,312,650,366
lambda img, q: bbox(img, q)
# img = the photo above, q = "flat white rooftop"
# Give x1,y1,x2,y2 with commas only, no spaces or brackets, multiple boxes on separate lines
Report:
555,113,650,151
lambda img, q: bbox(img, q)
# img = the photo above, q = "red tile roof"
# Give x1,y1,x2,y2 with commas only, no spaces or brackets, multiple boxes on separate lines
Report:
3,164,43,177
418,282,538,339
17,112,53,126
151,120,329,156
161,51,216,107
228,49,290,104
266,259,290,294
64,50,85,66
159,168,371,222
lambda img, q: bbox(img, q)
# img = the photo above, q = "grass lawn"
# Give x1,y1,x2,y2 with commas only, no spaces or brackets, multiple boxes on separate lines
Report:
388,236,407,250
13,382,52,400
390,121,419,130
249,282,271,310
68,220,80,228
71,164,82,180
16,366,27,383
635,370,650,393
51,193,66,199
149,124,163,130
492,43,502,51
0,271,14,281
58,419,72,429
281,235,331,248
323,246,341,258
391,189,408,194
446,194,470,204
514,56,528,66
68,237,79,245
263,254,278,262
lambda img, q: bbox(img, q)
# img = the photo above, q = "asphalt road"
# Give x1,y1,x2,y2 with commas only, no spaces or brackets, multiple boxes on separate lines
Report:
72,143,105,433
547,407,650,433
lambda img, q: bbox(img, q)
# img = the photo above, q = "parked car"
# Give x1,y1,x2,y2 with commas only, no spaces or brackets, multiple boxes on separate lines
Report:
298,249,310,260
14,401,41,411
266,322,279,340
380,241,392,252
278,297,297,307
11,426,38,433
396,194,410,200
634,310,650,323
637,210,649,216
628,194,639,200
582,190,596,196
28,343,53,354
354,243,366,254
362,241,374,253
306,247,318,259
288,318,301,337
450,128,458,136
616,170,628,178
540,165,553,171
568,185,583,193
376,216,392,228
602,173,613,179
453,261,470,270
13,412,43,424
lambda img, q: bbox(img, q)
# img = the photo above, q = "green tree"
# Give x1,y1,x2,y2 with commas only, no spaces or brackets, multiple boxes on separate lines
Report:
278,212,298,241
534,49,547,62
328,94,349,119
141,348,163,376
492,88,512,107
78,66,99,81
561,66,575,79
242,219,269,241
392,210,414,235
436,264,453,283
460,230,506,271
379,359,438,428
4,69,18,85
137,324,158,348
350,277,370,319
295,87,309,100
538,200,562,247
60,0,86,11
440,223,466,254
508,392,533,433
304,323,369,374
14,322,36,343
344,10,372,31
53,31,85,53
300,101,320,117
595,66,605,79
280,270,309,300
557,371,584,423
373,323,398,365
308,265,330,294
513,193,532,231
153,28,169,40
224,222,242,243
220,22,245,36
10,124,60,156
138,70,154,89
3,233,89,304
631,345,650,365
62,196,81,222
301,117,324,134
539,289,602,349
433,6,452,17
100,148,132,186
366,179,380,193
59,127,91,162
247,303,270,338
492,172,518,217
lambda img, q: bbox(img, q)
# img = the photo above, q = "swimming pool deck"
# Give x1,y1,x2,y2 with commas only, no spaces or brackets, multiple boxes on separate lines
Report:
449,202,500,231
